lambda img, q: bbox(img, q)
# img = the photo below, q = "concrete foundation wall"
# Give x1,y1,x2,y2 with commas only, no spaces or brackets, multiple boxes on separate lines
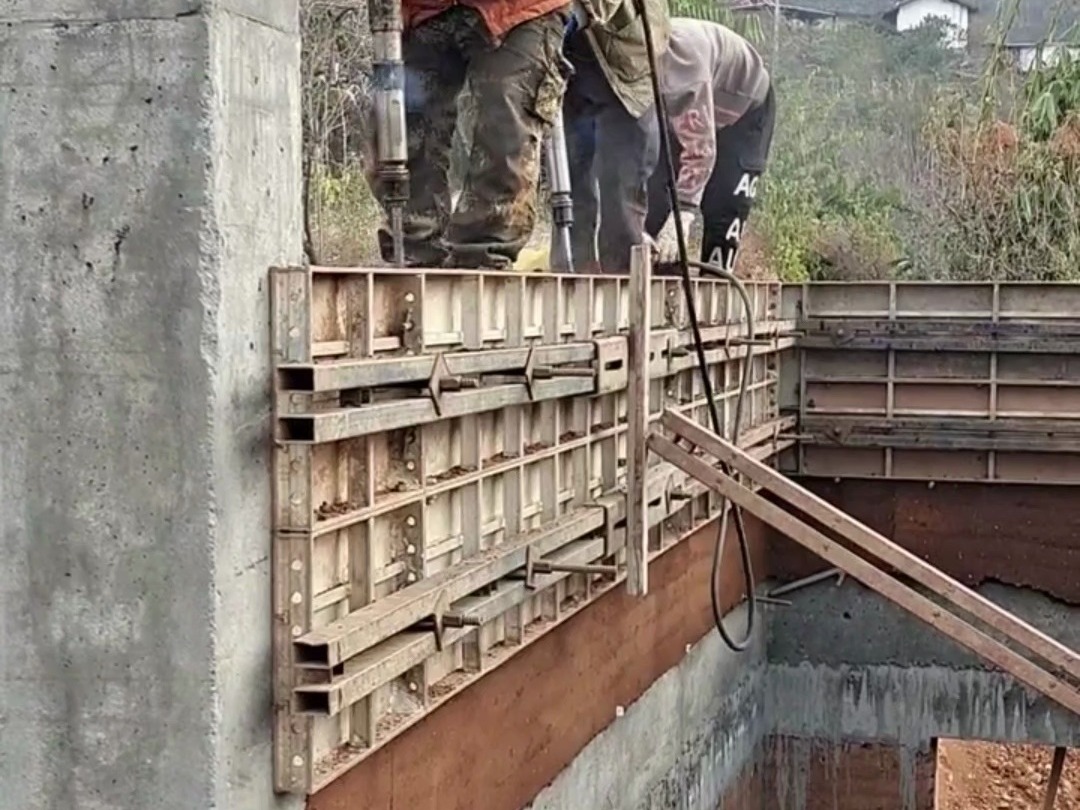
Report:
768,581,1080,749
0,3,302,809
525,603,767,810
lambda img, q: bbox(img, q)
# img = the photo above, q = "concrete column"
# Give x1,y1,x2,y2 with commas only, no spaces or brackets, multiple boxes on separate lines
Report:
1,3,303,809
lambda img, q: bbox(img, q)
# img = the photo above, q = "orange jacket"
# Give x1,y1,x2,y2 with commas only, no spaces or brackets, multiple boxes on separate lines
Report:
403,0,569,41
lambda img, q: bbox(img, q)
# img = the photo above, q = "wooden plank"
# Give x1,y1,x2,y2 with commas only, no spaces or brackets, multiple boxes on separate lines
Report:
663,408,1080,679
648,433,1080,718
1043,747,1068,810
626,246,651,596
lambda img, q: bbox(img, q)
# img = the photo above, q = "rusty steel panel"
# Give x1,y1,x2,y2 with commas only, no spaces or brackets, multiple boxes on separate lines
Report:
785,281,1080,483
271,265,792,793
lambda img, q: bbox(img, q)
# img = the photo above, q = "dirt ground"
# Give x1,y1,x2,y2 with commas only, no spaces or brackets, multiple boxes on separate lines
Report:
937,740,1079,809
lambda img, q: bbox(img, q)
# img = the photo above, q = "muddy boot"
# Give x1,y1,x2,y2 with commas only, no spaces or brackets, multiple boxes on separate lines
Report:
444,243,513,270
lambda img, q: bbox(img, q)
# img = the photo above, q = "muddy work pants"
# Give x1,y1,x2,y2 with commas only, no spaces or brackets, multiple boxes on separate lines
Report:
379,6,569,269
562,33,660,274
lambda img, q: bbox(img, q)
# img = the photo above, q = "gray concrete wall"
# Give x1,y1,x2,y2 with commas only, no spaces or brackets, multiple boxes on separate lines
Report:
0,3,302,809
767,581,1080,748
525,602,768,810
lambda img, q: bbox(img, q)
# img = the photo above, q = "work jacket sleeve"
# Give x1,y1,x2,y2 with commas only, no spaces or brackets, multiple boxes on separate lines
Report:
667,84,717,211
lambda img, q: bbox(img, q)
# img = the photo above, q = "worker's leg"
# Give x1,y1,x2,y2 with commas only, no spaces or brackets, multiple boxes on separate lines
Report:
700,86,776,271
563,84,600,272
595,102,660,274
561,34,658,274
378,10,467,266
449,9,569,268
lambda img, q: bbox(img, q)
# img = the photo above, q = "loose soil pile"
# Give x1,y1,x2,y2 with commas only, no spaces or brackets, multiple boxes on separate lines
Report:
937,740,1079,809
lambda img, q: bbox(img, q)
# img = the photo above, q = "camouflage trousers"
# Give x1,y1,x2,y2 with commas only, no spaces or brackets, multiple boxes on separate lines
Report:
380,7,569,268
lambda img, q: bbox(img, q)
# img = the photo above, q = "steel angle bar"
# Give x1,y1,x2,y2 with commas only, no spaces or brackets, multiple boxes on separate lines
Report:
293,628,466,716
626,246,651,596
294,507,605,667
797,318,1080,353
278,377,594,443
660,409,1080,682
276,342,595,393
799,423,1080,454
648,433,1080,718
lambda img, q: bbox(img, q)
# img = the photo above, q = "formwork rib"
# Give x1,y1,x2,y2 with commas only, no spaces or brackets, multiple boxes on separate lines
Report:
270,262,793,793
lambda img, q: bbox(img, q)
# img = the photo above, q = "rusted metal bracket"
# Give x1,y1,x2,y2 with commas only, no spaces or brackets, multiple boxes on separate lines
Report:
427,354,484,415
412,590,482,652
521,546,618,590
489,345,599,400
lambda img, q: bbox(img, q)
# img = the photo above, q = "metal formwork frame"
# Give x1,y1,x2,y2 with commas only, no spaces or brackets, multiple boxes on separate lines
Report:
783,281,1080,484
270,260,793,793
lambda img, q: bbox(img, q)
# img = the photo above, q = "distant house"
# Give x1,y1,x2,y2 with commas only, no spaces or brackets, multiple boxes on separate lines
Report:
730,0,977,46
986,0,1080,71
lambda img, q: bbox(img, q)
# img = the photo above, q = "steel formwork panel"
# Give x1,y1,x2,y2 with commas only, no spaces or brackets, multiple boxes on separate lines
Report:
271,265,793,793
783,281,1080,484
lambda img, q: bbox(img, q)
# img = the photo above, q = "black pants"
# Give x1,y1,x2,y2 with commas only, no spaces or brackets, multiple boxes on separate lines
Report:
563,33,660,274
645,85,776,271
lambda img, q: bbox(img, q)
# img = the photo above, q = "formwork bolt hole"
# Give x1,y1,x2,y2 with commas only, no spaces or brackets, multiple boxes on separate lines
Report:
406,461,416,471
289,327,300,338
408,681,418,692
406,516,417,527
292,756,304,768
928,481,936,489
407,572,417,583
406,544,416,554
291,625,303,637
290,592,302,605
291,560,303,572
